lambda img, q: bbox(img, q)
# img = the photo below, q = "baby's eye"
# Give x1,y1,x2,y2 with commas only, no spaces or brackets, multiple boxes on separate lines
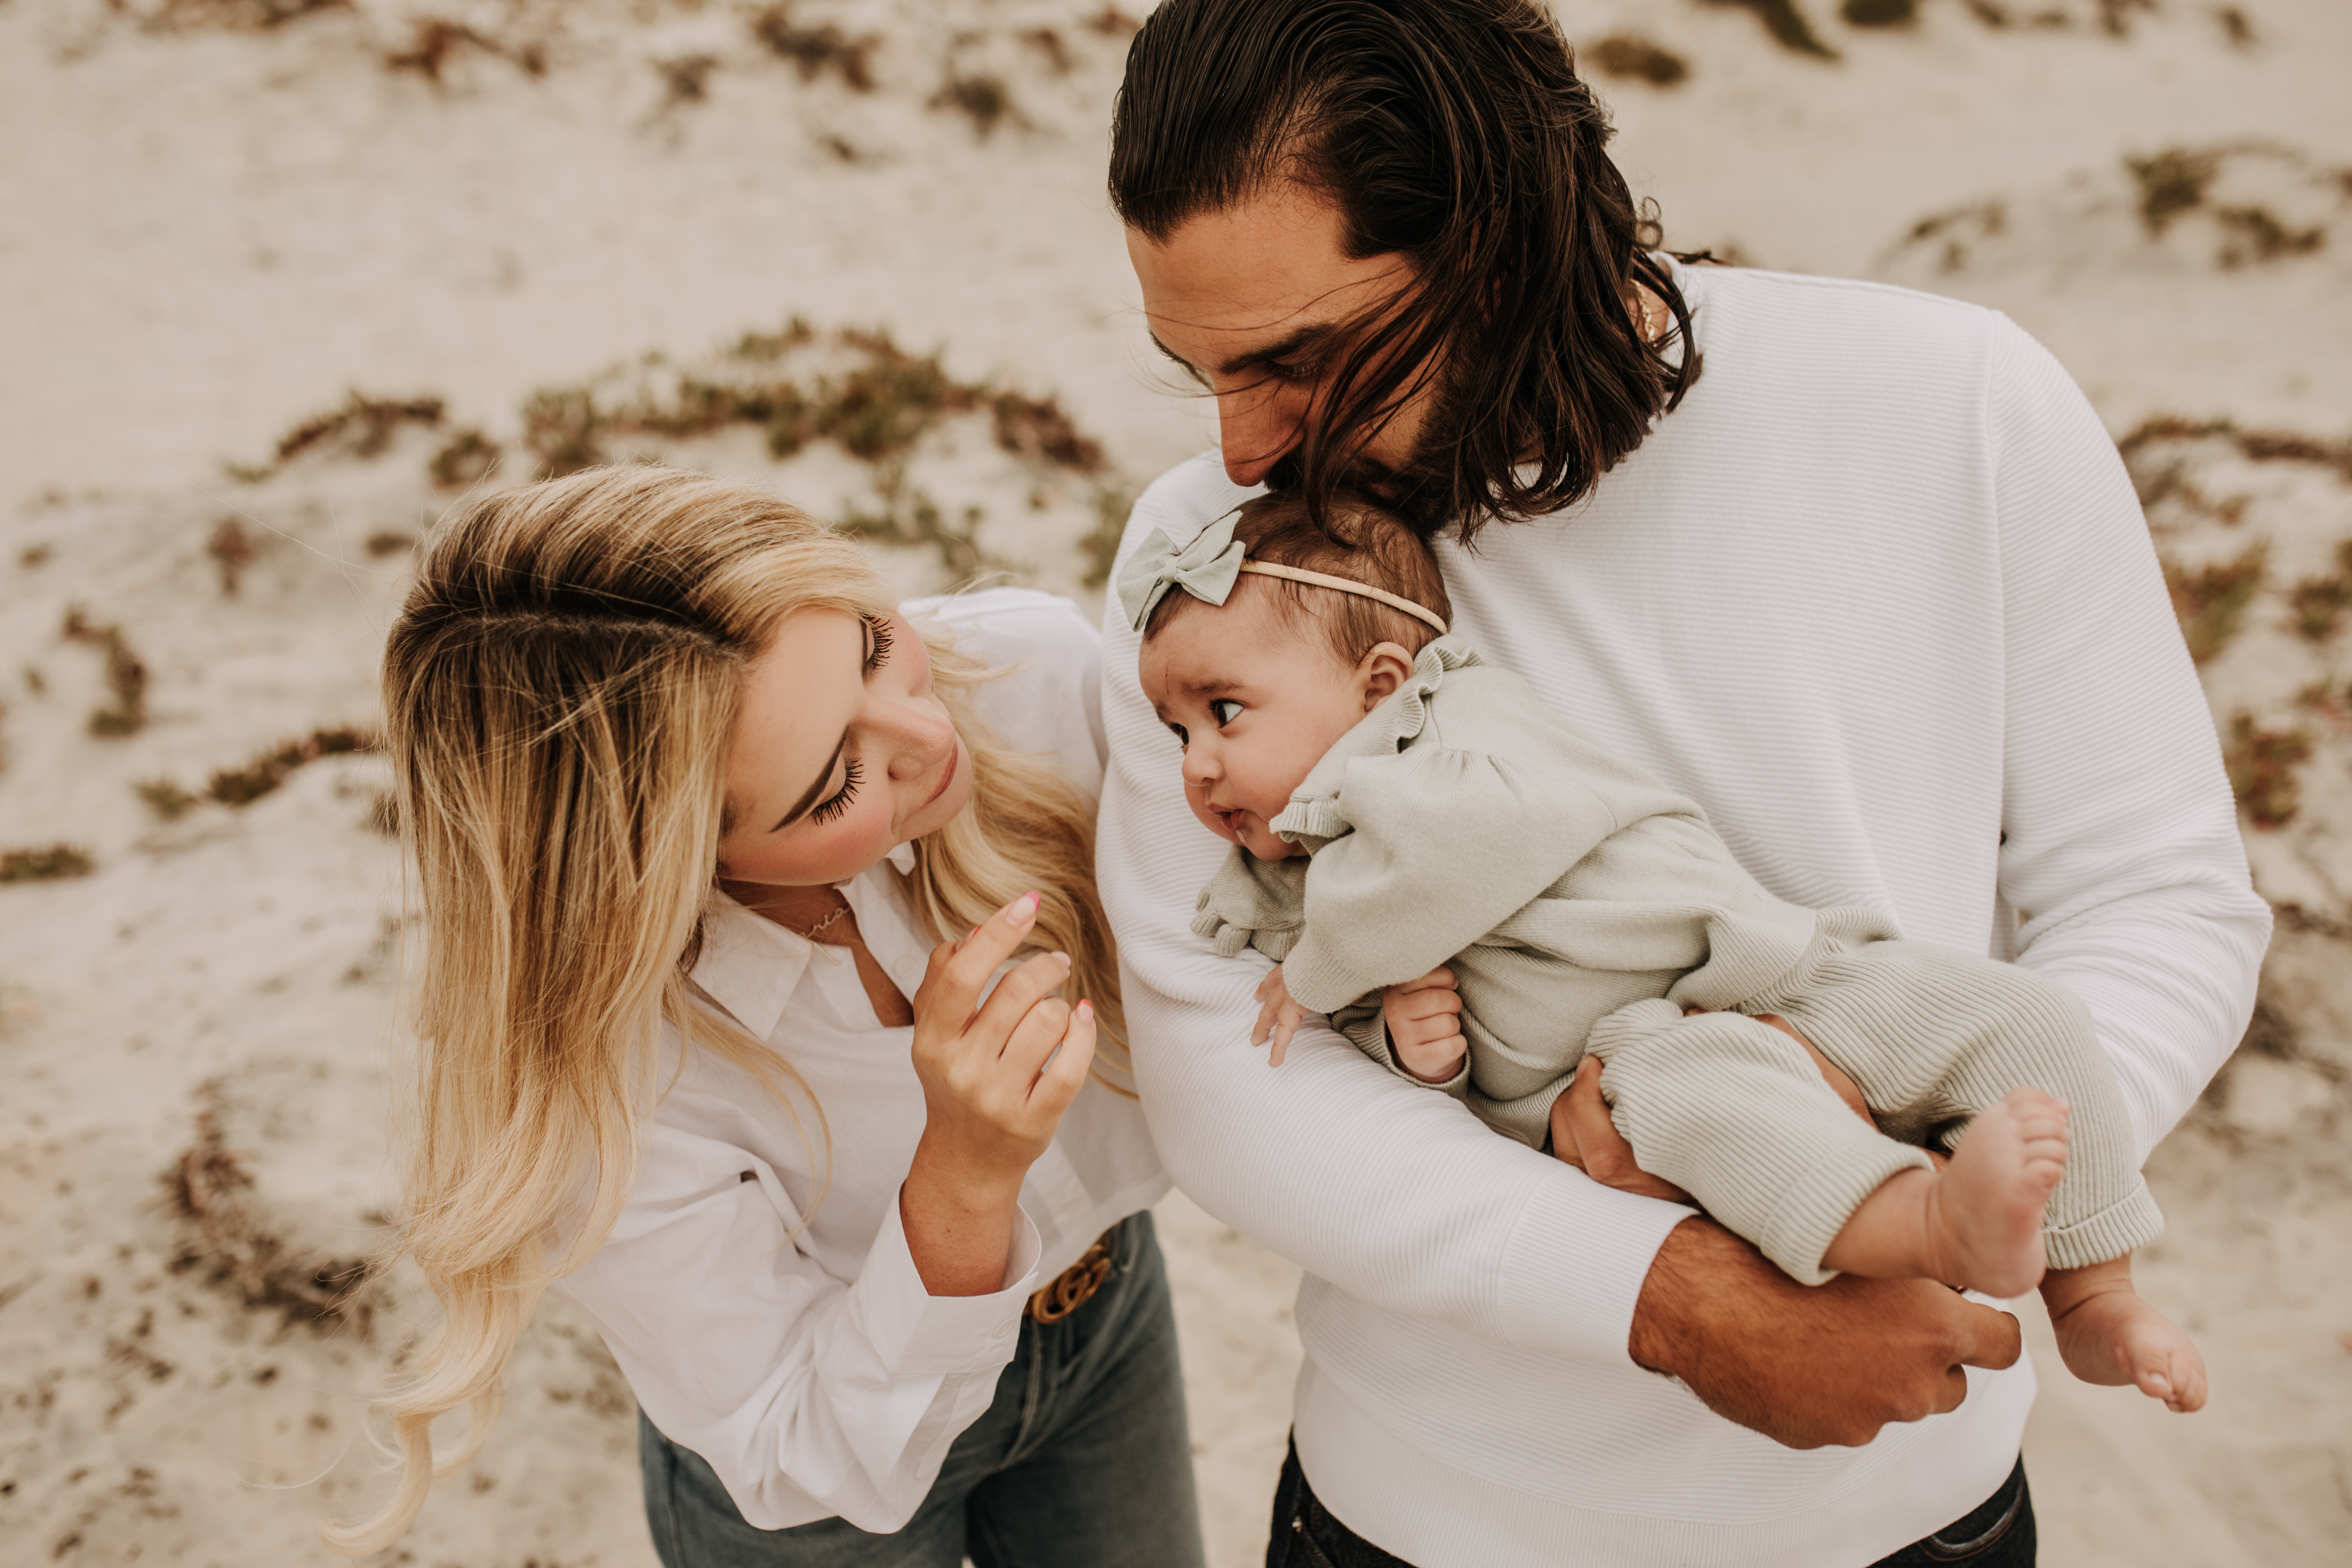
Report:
1166,722,1189,749
1209,699,1243,727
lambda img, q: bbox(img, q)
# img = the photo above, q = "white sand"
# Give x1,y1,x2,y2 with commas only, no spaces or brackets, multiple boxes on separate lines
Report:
1,1,2347,1563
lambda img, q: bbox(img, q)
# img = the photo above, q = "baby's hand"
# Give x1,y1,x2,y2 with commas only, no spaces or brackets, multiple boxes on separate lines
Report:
1383,968,1467,1084
1252,966,1308,1066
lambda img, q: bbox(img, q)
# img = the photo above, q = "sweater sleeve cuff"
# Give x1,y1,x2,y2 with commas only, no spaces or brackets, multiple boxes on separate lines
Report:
848,1193,1043,1377
1491,1172,1697,1367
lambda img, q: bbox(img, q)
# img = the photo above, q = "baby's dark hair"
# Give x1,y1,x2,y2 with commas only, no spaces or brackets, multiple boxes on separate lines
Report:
1143,491,1452,666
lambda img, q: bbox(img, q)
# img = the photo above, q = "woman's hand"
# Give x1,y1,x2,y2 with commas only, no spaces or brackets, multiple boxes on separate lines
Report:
1550,1012,1871,1200
900,891,1099,1295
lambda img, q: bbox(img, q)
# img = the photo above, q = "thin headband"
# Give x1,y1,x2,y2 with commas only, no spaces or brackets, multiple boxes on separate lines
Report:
1231,560,1449,636
1116,512,1450,637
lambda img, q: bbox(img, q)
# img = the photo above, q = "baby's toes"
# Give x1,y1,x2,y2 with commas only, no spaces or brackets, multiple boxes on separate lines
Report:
2163,1342,2211,1414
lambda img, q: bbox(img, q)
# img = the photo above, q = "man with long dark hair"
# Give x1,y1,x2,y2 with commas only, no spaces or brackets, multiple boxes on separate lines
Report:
1092,3,2267,1565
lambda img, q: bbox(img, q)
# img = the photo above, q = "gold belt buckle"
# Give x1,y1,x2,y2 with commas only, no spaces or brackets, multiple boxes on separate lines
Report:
1027,1233,1115,1323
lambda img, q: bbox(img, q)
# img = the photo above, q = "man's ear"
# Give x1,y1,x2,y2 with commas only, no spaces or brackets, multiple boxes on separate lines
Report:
1357,642,1418,712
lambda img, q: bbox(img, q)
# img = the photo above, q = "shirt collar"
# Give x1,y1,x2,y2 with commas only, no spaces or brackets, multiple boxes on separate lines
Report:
688,867,936,1041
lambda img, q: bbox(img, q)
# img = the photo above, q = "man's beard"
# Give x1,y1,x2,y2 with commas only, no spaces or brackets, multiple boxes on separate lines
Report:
1260,391,1466,542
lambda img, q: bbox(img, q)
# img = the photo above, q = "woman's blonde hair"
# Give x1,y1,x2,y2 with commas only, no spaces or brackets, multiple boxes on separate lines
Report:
332,465,1124,1553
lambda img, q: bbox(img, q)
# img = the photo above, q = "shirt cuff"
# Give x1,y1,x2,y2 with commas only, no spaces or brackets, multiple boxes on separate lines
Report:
846,1192,1043,1378
1491,1170,1696,1368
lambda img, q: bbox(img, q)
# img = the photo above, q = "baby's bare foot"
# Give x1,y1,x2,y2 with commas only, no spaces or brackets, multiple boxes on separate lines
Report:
1923,1087,2068,1296
2048,1276,2209,1413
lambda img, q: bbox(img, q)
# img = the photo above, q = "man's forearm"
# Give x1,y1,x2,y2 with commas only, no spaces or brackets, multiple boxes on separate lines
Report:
1628,1216,2024,1449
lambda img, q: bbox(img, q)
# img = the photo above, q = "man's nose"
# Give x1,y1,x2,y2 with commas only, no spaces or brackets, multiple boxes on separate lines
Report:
1217,384,1301,489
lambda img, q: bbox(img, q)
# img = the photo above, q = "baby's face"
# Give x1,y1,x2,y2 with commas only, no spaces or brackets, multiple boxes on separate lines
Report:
1138,584,1374,861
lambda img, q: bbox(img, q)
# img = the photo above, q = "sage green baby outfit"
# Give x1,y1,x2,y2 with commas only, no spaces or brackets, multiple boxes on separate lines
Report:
1194,636,2162,1285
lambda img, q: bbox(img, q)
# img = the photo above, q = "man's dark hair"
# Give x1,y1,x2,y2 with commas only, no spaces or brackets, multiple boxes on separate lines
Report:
1109,0,1699,544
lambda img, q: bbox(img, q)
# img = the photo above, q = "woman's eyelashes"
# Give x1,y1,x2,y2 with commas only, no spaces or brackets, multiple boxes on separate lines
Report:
1209,698,1243,726
1166,723,1189,749
810,757,864,825
862,615,894,672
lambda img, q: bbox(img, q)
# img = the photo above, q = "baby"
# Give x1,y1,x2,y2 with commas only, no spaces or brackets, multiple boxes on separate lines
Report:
1126,491,2206,1410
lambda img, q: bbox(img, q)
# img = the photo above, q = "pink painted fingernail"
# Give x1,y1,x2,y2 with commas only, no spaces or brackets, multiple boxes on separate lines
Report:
1077,999,1094,1021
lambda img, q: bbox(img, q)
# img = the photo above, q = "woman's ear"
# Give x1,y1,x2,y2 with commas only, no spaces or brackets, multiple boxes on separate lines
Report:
1357,642,1418,712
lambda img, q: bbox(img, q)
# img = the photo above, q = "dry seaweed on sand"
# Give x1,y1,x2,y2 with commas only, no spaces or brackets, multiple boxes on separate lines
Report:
1020,28,1076,75
929,69,1023,140
383,16,548,84
750,5,879,92
135,0,349,31
428,426,500,489
1697,0,1839,60
2126,148,2226,238
2162,545,2267,665
2119,416,2352,487
164,1087,380,1336
2288,542,2352,643
2214,205,2326,268
654,54,722,108
205,726,379,807
1586,34,1690,88
1079,486,1134,592
0,844,96,884
1841,0,1919,28
266,390,447,472
205,517,257,596
838,468,1010,582
135,779,199,821
61,605,149,737
519,324,1106,481
2223,712,2315,830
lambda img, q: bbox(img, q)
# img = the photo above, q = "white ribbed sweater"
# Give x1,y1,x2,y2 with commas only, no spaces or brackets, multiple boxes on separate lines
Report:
1096,265,2269,1567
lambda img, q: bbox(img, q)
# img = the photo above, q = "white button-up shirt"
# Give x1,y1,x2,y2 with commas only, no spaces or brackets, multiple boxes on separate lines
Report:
550,589,1168,1533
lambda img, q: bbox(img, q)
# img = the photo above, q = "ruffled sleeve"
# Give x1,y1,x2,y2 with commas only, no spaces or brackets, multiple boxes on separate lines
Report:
1191,846,1311,960
1274,742,1631,1017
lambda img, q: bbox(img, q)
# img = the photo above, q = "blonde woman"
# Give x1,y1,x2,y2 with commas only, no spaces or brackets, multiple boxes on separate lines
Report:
344,466,1203,1567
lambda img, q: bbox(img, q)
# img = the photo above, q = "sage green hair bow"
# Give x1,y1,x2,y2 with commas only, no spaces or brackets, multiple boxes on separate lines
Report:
1116,511,1246,631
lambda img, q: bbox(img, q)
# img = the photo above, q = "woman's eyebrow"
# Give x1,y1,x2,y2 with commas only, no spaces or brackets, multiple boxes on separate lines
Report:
770,732,848,832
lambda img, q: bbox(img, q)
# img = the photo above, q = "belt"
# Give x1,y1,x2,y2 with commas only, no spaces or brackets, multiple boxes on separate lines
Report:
1026,1228,1116,1323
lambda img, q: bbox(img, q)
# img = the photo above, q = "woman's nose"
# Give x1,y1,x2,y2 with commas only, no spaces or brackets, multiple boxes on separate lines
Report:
872,693,955,778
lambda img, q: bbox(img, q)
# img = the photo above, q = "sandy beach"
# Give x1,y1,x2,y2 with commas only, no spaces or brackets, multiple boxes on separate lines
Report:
2,2,2348,1563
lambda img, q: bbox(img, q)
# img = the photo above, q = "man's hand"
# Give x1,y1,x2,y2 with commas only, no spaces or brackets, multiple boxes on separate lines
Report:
1628,1217,2023,1448
1549,1057,1693,1200
1381,967,1467,1083
1549,1009,1874,1201
1556,1009,2008,1447
1252,965,1308,1066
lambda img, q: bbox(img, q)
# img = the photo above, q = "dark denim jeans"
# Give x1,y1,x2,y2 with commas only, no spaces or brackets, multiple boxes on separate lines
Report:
1264,1440,2035,1567
640,1210,1205,1568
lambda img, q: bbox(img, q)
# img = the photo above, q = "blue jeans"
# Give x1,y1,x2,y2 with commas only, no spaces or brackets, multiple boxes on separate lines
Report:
639,1210,1206,1568
1265,1440,2035,1567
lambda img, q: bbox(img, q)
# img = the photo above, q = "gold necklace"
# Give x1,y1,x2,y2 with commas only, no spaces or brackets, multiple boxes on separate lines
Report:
790,898,853,944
